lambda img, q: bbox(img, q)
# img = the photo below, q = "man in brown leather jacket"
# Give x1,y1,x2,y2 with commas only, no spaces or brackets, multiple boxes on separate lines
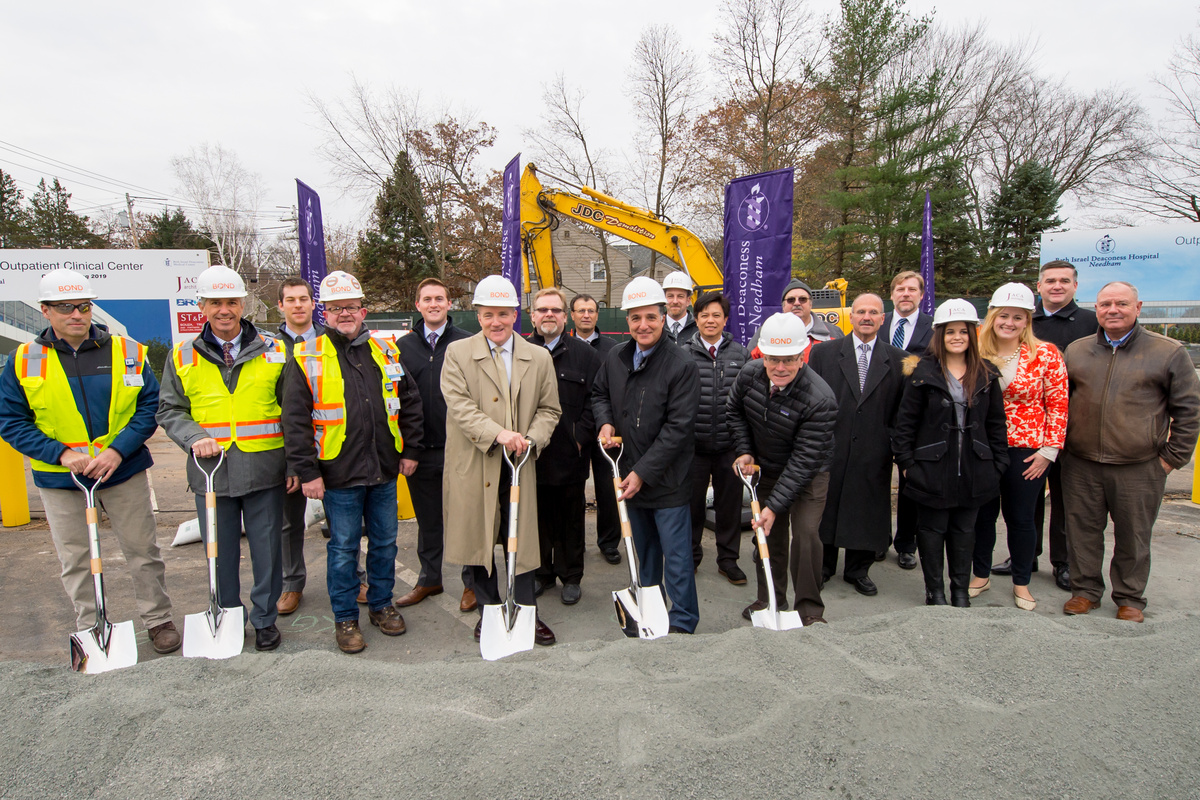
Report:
1060,281,1200,622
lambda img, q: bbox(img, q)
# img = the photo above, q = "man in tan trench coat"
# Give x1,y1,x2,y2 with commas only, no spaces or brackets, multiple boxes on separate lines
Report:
442,275,561,645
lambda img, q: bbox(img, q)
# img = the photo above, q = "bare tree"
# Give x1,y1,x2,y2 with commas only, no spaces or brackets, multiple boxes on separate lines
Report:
525,75,619,300
171,143,265,278
628,24,703,279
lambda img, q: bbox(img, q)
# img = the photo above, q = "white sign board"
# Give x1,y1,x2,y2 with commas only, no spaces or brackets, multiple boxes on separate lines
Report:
0,250,210,344
1041,223,1200,303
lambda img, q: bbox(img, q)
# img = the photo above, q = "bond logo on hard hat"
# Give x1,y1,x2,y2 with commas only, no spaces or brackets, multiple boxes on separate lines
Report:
58,284,85,293
768,337,793,345
329,285,353,293
489,290,510,298
212,282,237,290
628,291,647,299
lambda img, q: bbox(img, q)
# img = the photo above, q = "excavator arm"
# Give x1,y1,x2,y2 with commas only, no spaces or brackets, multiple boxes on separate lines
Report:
520,163,723,295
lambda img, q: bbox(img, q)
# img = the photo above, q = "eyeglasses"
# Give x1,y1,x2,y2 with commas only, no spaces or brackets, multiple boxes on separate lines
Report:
46,302,93,314
534,307,565,315
763,355,801,365
326,304,363,316
782,296,810,306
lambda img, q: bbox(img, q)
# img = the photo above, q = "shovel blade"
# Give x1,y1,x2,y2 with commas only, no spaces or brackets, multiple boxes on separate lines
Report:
612,586,670,640
69,620,138,674
182,606,244,660
751,607,804,631
479,603,536,661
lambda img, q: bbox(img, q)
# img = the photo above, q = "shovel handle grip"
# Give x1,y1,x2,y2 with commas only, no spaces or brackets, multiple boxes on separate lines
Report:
91,557,102,575
605,436,623,445
86,507,99,525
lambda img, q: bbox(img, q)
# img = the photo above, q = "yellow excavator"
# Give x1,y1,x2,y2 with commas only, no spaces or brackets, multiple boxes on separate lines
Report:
518,163,849,332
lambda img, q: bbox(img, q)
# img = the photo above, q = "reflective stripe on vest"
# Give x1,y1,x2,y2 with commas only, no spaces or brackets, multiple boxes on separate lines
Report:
173,334,285,452
294,333,403,460
15,336,146,473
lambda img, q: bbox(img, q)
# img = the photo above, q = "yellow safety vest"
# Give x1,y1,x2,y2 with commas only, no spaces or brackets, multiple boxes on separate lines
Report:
173,334,286,452
293,333,405,460
15,335,146,473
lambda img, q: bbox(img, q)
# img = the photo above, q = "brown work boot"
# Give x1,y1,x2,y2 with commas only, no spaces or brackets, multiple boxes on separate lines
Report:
148,622,181,654
335,620,366,654
459,587,478,613
277,591,302,615
356,584,368,605
368,605,407,636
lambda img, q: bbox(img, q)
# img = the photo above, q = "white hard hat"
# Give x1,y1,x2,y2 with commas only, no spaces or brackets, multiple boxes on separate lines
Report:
757,312,807,356
933,298,980,326
620,276,667,310
319,270,364,303
472,274,520,307
196,265,247,300
38,269,97,302
661,271,693,292
988,282,1036,311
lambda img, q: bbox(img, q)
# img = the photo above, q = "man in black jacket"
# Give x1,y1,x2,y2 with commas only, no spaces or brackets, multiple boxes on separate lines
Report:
282,272,423,654
275,277,324,615
570,293,622,564
393,278,477,612
683,291,750,582
808,294,907,596
530,288,601,605
882,270,935,570
662,271,699,345
993,260,1099,589
594,277,701,633
729,312,837,626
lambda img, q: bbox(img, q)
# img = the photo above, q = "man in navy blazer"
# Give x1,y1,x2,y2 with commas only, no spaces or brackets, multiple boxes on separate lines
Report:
881,270,934,570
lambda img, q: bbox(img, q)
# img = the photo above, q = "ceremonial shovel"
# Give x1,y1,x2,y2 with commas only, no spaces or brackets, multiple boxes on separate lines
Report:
735,464,803,631
598,437,670,640
480,443,538,661
68,472,138,674
182,451,244,659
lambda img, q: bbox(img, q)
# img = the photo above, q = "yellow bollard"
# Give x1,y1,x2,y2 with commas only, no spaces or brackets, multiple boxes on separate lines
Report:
396,474,415,521
0,436,31,527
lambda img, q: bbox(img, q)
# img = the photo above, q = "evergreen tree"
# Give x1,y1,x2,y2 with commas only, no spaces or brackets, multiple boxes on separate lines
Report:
140,207,218,255
355,151,438,308
985,160,1063,283
0,169,33,247
27,178,105,248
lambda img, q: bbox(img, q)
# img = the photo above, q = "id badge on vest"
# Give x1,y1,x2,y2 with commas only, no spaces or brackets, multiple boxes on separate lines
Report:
386,396,401,413
123,374,144,388
264,351,286,364
384,362,405,380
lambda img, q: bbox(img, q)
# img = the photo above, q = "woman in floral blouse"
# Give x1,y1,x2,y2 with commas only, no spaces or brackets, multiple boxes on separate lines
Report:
968,283,1069,611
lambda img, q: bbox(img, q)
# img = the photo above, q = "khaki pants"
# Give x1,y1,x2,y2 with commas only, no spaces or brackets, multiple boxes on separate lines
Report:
1060,452,1166,611
40,471,173,631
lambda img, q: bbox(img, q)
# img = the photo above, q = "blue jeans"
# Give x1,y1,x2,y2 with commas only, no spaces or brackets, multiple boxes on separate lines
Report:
626,504,699,632
323,482,397,622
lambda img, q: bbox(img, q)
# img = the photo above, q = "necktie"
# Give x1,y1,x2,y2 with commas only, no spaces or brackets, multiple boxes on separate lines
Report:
492,345,512,429
222,341,234,368
891,317,907,349
857,343,870,391
709,345,717,360
769,385,779,398
633,350,645,371
427,331,438,349
672,322,681,337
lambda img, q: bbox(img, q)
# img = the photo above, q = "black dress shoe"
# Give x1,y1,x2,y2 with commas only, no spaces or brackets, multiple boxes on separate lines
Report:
991,558,1013,575
846,576,878,596
897,552,918,570
950,591,971,608
602,549,622,565
742,600,768,621
473,619,482,642
561,583,582,605
925,590,947,606
535,618,556,646
1053,564,1071,591
668,625,693,634
534,579,552,598
718,564,748,585
254,624,281,651
874,550,887,562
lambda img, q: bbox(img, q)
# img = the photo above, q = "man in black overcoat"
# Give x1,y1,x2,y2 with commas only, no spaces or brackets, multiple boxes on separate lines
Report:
808,293,907,595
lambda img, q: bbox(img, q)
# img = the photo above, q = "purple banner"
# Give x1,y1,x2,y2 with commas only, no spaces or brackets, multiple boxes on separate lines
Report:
500,154,521,333
723,168,794,345
296,179,328,315
919,190,935,315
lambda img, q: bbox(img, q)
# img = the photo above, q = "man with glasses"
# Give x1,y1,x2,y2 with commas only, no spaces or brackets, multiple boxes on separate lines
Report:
282,271,423,654
529,288,600,605
570,294,622,565
0,269,180,656
749,279,844,361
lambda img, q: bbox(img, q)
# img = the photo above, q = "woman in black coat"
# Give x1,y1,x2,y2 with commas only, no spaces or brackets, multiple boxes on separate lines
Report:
891,299,1009,607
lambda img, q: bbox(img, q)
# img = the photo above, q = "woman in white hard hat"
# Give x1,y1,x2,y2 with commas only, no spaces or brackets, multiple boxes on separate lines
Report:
967,284,1069,611
892,299,1009,607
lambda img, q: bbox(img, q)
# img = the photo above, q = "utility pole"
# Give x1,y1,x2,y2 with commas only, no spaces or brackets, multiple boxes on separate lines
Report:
124,193,141,247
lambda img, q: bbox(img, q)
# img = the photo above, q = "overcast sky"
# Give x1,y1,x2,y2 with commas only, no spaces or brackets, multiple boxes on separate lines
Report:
2,0,1191,237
